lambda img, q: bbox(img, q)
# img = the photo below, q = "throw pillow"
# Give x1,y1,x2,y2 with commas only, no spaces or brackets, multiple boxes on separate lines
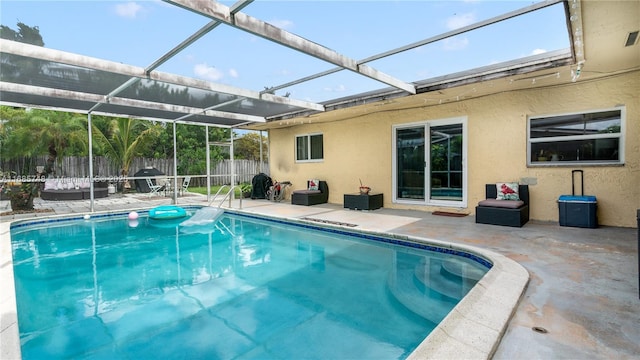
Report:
308,179,320,191
496,182,520,201
79,180,91,189
44,180,57,191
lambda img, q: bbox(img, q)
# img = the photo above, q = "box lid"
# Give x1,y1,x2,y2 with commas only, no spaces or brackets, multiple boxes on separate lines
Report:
558,195,597,203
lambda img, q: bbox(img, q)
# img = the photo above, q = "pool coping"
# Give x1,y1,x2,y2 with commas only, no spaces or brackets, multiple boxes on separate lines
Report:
0,207,530,359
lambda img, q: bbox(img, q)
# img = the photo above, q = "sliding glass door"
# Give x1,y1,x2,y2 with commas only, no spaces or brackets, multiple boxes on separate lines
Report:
396,127,426,200
430,123,464,202
393,117,467,207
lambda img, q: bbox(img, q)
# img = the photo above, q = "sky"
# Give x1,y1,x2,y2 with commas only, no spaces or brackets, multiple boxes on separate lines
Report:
0,0,570,103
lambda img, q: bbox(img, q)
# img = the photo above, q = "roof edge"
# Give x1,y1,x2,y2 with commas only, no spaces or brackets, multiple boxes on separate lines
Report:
264,49,573,122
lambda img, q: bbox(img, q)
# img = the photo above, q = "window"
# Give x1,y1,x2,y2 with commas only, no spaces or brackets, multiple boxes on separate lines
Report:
296,133,323,162
528,108,624,166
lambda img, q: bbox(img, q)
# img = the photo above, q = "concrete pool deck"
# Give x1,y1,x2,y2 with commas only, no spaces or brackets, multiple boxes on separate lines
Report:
1,193,638,359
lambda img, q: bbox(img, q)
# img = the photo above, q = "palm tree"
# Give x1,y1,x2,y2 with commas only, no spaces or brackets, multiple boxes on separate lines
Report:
0,107,88,176
92,117,161,189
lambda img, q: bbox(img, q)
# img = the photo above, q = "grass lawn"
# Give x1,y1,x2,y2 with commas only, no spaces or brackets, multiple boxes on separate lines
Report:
188,185,249,197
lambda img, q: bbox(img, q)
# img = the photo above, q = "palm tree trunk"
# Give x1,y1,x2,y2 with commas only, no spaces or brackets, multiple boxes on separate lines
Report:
44,143,57,176
122,168,131,189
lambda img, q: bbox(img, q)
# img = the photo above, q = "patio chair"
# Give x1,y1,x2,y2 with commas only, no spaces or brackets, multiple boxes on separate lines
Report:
145,178,164,198
180,176,191,196
475,183,529,227
292,180,329,206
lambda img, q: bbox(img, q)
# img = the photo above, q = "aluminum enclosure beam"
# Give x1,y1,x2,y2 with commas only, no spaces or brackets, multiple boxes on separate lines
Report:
107,0,258,121
0,82,266,124
164,0,417,94
0,39,324,113
267,0,564,94
147,0,255,73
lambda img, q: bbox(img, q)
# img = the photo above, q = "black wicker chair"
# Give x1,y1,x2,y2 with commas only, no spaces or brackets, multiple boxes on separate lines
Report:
292,181,329,206
475,184,529,227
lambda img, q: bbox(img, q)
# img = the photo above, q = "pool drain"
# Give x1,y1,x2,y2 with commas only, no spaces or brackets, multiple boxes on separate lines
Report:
532,326,548,334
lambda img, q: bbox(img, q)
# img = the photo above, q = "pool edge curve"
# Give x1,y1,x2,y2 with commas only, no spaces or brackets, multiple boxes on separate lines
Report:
0,208,529,360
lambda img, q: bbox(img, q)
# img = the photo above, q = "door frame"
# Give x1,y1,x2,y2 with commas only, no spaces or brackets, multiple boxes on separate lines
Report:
391,116,468,208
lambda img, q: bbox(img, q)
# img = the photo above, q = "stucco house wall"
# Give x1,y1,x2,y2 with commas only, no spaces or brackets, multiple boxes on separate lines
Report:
266,71,639,228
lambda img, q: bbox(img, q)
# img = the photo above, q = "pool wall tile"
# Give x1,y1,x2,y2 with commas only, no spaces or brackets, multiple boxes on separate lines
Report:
229,210,493,270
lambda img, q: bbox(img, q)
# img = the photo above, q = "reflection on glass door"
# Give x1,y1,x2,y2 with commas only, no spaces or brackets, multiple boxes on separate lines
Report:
430,124,463,202
396,127,425,200
394,118,466,206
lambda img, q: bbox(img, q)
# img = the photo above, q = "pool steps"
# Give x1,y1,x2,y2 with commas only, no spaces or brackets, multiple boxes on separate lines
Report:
387,256,485,324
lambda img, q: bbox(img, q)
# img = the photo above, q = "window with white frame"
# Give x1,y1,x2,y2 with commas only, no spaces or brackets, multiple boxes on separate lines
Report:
296,133,323,162
528,108,624,165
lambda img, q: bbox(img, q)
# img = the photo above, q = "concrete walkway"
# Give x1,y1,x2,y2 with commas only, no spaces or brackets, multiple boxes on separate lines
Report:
1,194,638,359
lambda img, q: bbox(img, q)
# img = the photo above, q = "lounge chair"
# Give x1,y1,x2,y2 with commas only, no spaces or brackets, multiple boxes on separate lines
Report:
180,176,191,195
292,180,329,206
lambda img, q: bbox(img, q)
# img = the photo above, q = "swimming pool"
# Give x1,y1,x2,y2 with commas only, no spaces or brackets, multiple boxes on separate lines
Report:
2,207,529,359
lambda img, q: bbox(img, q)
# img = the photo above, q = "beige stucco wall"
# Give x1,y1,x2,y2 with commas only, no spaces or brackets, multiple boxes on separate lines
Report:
267,71,639,227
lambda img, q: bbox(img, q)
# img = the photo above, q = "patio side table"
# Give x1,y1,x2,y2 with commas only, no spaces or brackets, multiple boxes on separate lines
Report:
344,193,383,210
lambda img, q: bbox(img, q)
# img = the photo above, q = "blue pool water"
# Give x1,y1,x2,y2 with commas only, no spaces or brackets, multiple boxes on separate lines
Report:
10,209,490,359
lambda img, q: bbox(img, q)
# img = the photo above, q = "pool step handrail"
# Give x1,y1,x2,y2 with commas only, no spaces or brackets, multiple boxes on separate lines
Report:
209,185,231,206
208,184,236,207
211,185,243,209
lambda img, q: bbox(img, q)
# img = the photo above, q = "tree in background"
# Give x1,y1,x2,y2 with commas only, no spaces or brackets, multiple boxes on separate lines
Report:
92,118,162,189
0,107,88,176
147,124,230,186
175,125,208,176
234,132,268,160
0,21,44,45
0,23,89,177
0,22,46,87
1,105,241,182
0,21,250,181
